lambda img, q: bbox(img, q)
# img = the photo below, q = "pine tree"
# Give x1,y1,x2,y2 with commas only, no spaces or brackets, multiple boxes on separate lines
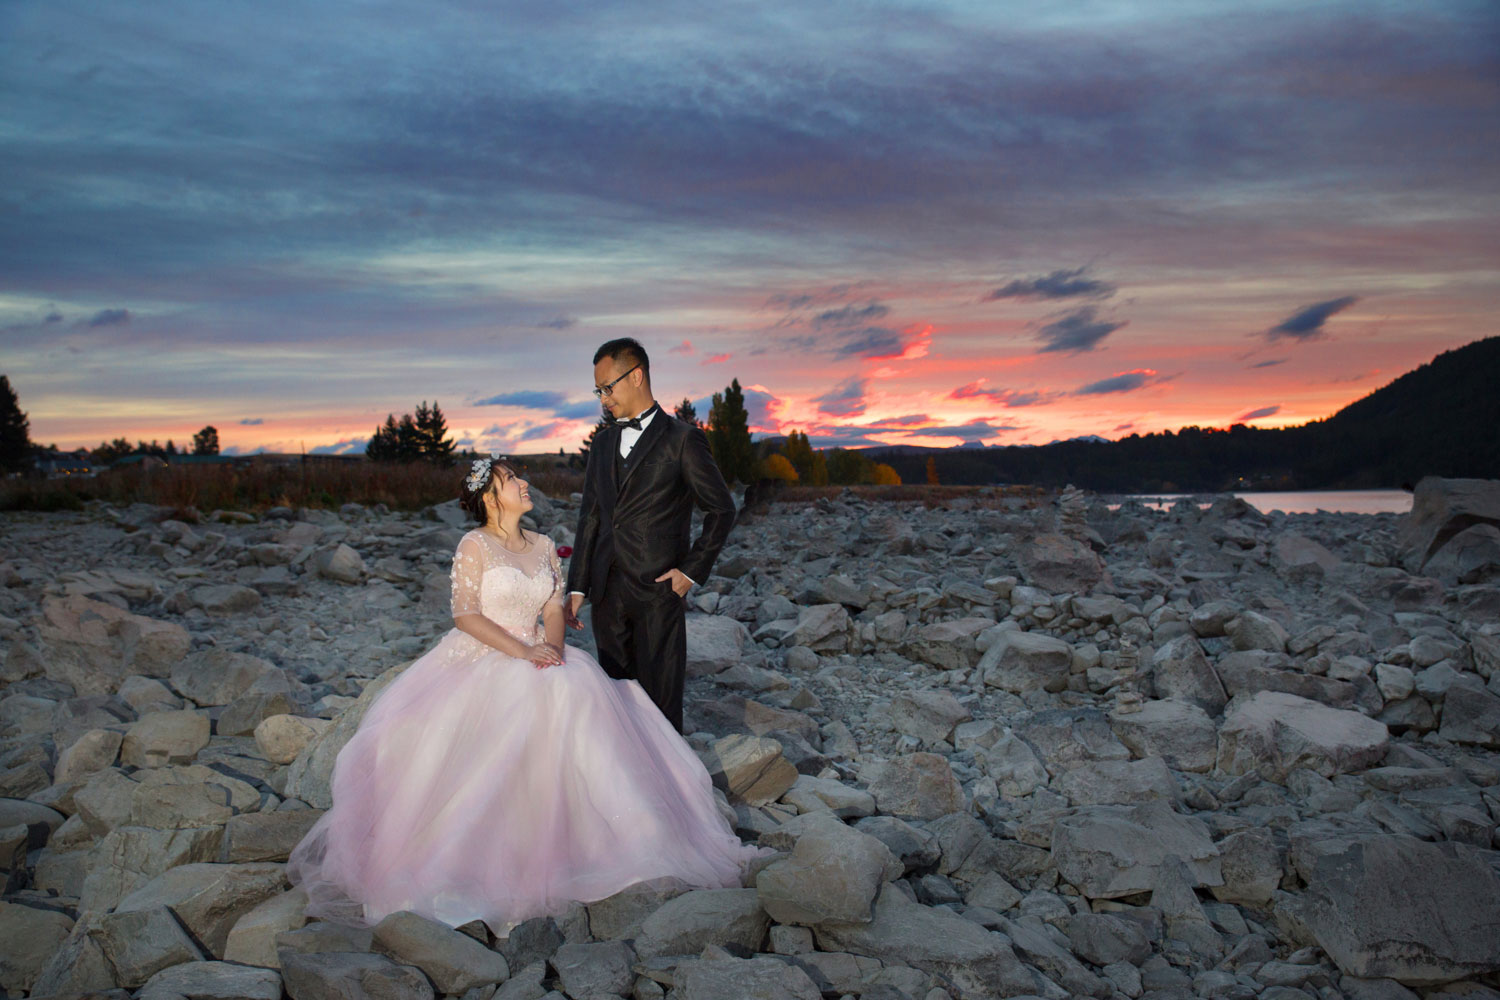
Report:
396,414,423,461
165,440,178,456
926,456,940,485
0,376,31,474
191,426,220,455
366,414,401,461
674,397,699,426
420,401,455,463
707,378,756,485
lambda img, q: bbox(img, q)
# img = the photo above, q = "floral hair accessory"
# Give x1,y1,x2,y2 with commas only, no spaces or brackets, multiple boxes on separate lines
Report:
464,453,502,494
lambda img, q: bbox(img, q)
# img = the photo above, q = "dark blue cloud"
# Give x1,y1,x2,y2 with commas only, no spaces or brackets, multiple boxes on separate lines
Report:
1075,369,1168,395
1035,307,1127,354
986,267,1116,301
85,308,131,327
1266,296,1358,342
832,327,916,359
813,302,890,328
239,418,264,425
475,390,599,421
1237,405,1281,420
812,376,868,417
1249,358,1288,368
950,382,1058,407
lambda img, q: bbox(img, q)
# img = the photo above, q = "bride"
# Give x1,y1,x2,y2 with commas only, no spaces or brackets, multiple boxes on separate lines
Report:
286,456,766,933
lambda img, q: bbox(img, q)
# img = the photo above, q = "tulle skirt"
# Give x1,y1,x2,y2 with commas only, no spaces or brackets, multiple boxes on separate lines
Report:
285,630,766,931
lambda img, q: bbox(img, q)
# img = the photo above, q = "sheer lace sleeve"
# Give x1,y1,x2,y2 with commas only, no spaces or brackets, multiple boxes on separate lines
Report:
545,536,566,608
450,532,486,618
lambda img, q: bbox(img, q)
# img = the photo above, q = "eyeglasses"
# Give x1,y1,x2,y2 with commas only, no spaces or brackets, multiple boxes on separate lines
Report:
593,363,641,398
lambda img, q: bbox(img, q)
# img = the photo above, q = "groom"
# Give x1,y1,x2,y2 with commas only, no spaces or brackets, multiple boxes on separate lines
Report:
566,338,737,732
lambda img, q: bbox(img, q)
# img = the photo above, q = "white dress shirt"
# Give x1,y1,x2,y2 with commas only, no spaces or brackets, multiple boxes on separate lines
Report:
569,402,693,597
618,403,658,458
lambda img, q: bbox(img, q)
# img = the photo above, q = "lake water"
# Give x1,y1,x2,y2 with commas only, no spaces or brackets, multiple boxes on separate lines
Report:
1118,489,1412,516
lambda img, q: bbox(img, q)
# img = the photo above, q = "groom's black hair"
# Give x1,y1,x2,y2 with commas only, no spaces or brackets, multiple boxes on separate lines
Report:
593,337,650,386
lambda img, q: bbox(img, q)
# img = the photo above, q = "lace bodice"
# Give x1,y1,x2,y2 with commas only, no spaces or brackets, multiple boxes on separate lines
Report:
450,529,565,646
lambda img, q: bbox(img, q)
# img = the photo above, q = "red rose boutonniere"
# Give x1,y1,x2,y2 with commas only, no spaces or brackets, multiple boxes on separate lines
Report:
557,545,573,558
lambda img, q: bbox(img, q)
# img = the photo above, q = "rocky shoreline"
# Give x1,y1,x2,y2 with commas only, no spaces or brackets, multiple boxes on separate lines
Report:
1,478,1498,1000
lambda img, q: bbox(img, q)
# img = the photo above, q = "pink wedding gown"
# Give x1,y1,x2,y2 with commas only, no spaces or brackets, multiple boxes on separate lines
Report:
286,529,765,931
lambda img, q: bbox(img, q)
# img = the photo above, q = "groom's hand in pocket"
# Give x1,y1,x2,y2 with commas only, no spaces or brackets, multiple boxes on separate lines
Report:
655,568,693,597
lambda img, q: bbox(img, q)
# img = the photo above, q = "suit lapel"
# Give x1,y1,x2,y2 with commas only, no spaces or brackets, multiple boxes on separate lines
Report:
617,409,669,495
600,424,622,513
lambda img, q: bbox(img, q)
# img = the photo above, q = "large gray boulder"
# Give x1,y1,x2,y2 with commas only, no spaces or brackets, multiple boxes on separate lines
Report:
1421,523,1500,585
902,617,994,670
978,631,1073,694
1217,691,1389,781
1149,635,1228,715
686,614,754,676
889,688,972,743
170,649,281,707
1396,476,1500,575
372,910,509,993
1051,800,1222,898
1436,675,1500,747
814,883,1037,1000
0,900,76,995
1107,699,1218,772
1211,828,1284,907
223,888,309,968
120,710,210,767
88,904,206,987
138,960,282,1000
1296,833,1500,985
79,825,225,914
705,734,798,806
634,888,769,959
783,604,850,653
860,753,965,819
755,813,902,925
672,954,822,1000
279,950,433,1000
113,862,289,957
36,595,190,696
311,543,366,583
1019,532,1104,593
550,940,634,997
1053,756,1181,807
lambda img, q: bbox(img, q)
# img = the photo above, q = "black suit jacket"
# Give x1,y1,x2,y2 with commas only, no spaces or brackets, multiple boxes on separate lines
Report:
567,410,736,602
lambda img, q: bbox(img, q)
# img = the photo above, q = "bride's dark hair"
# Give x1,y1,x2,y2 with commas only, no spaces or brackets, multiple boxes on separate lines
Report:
460,457,519,531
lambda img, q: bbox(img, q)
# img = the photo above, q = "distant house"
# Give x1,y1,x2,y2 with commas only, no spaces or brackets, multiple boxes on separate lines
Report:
110,453,242,469
34,450,95,478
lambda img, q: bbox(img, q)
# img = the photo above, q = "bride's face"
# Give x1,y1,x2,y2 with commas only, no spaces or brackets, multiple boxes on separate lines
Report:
486,467,534,520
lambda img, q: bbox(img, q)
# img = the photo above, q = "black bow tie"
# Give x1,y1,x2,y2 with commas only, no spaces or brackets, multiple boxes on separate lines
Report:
612,406,657,431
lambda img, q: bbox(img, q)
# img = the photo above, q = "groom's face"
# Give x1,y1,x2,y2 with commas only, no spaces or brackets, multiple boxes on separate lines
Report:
594,357,647,418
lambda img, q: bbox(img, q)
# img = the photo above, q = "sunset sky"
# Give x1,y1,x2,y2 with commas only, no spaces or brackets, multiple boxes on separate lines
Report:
2,1,1497,455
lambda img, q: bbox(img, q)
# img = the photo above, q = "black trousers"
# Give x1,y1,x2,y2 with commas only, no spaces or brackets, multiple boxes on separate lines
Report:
592,565,688,733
